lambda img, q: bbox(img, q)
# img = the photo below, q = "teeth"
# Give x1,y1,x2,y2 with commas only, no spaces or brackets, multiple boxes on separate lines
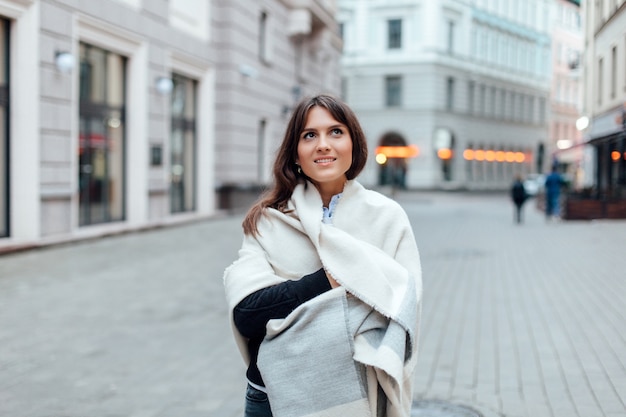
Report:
315,158,335,163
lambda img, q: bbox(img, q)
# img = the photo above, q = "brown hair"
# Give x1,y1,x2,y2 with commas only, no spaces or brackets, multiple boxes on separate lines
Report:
242,94,368,235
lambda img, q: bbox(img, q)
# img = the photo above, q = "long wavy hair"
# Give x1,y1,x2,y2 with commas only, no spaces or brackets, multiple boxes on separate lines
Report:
242,94,368,235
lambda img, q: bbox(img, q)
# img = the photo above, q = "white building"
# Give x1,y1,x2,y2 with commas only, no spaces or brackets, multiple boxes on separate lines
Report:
0,0,342,251
549,0,585,187
339,0,553,190
581,0,626,198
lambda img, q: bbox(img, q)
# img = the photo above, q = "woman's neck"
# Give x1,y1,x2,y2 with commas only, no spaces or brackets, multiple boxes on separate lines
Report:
317,182,346,207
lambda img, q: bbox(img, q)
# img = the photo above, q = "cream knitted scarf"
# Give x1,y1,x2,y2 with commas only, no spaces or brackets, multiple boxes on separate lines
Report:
224,180,422,417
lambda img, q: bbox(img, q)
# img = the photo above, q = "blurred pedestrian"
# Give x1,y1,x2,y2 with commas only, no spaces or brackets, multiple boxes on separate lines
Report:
544,166,565,221
510,175,528,224
223,94,422,417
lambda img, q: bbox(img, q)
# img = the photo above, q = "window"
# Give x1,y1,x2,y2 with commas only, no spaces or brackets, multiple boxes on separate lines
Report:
259,11,270,62
598,57,603,105
465,143,474,181
522,94,530,123
511,92,517,120
170,73,197,214
611,46,616,99
447,20,455,54
446,77,455,111
0,18,8,237
385,76,402,107
471,27,477,57
479,85,486,115
79,43,127,226
387,19,402,49
467,81,475,114
538,98,546,124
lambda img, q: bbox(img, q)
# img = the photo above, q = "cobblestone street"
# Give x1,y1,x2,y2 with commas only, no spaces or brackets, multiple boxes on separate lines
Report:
1,191,624,417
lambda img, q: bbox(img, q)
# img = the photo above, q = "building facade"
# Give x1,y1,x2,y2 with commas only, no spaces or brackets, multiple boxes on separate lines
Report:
581,0,626,200
213,0,342,208
550,0,585,187
0,0,342,251
338,0,553,190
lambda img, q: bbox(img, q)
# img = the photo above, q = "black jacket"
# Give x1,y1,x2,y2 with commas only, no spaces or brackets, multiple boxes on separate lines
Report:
511,181,527,205
233,268,331,386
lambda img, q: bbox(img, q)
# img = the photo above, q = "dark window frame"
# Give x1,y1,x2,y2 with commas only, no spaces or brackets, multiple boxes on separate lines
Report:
387,19,402,49
0,18,9,238
446,77,455,111
170,73,198,214
385,75,402,107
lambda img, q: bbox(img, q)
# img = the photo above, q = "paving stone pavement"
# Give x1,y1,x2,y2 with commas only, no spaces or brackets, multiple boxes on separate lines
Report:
0,191,624,417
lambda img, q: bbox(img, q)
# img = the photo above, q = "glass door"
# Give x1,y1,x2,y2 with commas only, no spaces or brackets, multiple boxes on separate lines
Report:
78,43,126,226
170,73,197,213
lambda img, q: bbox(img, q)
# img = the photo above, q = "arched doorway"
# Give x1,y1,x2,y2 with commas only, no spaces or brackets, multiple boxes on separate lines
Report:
378,132,408,188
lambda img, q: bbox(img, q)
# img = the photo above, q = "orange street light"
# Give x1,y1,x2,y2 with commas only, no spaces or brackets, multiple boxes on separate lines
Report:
463,149,475,160
437,148,453,160
375,145,420,159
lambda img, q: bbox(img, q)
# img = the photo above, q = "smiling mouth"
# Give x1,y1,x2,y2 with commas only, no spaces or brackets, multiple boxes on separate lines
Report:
315,158,336,163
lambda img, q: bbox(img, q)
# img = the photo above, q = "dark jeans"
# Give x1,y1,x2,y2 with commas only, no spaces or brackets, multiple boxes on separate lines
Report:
244,384,273,417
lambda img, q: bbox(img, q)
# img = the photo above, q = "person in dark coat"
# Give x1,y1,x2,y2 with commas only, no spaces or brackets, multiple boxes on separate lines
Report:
544,166,565,221
510,175,528,224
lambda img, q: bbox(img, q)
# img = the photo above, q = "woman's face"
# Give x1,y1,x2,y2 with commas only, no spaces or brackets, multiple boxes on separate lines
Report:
296,106,353,196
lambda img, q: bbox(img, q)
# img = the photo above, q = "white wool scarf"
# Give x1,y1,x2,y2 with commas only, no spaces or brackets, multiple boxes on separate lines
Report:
224,180,422,417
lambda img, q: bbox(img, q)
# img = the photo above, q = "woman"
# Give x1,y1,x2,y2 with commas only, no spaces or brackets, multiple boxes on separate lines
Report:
223,94,422,417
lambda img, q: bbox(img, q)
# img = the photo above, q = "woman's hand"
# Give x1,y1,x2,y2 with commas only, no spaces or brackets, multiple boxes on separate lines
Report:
325,270,340,288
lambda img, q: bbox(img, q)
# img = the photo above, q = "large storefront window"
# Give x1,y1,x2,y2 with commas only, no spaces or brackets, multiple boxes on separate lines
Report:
170,73,197,213
0,19,9,238
79,43,126,226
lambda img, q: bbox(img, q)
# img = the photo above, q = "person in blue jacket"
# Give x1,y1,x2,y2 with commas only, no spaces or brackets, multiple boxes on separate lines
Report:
544,166,565,221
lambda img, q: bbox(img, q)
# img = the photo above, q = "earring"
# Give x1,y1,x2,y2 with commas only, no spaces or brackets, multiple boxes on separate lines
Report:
297,165,302,174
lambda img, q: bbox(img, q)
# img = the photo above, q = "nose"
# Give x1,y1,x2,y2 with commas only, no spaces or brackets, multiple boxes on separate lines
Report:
317,135,331,151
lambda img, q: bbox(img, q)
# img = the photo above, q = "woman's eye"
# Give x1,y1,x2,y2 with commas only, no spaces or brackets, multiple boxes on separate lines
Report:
303,132,315,139
331,128,343,136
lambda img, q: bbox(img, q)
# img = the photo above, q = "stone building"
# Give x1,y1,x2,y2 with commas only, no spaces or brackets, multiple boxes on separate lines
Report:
581,0,626,198
213,0,342,208
549,0,585,187
0,0,341,251
565,0,626,219
338,0,553,190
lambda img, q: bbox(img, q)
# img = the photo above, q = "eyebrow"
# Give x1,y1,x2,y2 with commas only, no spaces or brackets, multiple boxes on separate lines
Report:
301,124,346,133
